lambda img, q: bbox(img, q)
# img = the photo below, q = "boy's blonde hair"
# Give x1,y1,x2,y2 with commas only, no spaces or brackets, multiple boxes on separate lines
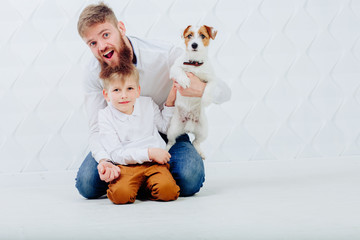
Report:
103,65,140,90
77,2,118,37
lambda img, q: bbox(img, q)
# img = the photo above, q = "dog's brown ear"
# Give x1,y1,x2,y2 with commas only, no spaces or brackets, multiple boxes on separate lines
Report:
182,25,192,38
204,25,217,40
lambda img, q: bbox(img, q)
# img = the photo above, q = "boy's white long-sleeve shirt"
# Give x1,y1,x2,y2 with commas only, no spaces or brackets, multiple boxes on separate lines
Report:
98,97,174,165
83,36,231,163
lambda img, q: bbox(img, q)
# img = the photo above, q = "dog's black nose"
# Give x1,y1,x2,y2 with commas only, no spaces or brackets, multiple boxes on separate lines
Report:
192,43,198,49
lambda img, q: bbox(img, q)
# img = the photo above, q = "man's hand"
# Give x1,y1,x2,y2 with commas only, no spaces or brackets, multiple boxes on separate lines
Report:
148,148,171,164
97,159,121,183
173,72,206,97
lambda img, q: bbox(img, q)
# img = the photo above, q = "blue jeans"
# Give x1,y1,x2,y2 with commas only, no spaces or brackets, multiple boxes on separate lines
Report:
75,134,205,199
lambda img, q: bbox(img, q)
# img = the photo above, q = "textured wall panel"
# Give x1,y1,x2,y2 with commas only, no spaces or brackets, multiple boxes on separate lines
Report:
0,0,360,174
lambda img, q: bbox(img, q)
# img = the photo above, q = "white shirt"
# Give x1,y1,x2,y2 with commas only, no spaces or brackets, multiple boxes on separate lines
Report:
83,36,231,163
98,97,174,165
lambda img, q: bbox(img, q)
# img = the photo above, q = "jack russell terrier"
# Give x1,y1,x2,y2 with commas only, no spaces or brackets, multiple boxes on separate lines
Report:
166,25,217,159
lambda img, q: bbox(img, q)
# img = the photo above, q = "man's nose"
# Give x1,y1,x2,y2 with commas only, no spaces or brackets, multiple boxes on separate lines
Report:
98,40,106,52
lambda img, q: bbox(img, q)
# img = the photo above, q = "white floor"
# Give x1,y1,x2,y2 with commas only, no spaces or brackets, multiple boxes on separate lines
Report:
1,159,360,240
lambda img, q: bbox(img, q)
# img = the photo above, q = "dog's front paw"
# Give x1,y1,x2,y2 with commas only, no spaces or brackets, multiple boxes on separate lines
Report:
176,75,191,89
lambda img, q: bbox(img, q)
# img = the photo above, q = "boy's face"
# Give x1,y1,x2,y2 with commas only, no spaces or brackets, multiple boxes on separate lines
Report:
82,21,124,68
103,77,140,115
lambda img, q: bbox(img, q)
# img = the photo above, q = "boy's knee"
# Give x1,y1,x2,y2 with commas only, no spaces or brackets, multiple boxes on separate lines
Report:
107,186,136,204
151,181,180,201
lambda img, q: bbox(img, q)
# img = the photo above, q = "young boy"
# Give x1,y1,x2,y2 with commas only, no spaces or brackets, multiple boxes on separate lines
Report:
98,65,180,204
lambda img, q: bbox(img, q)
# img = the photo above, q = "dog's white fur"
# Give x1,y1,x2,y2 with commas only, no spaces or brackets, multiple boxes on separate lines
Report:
166,25,217,159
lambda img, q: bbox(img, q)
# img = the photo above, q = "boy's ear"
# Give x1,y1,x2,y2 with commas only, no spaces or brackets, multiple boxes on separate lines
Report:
136,85,141,98
103,89,110,102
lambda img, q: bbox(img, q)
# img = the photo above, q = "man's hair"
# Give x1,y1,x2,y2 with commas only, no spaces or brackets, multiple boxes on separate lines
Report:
77,2,118,37
102,65,139,90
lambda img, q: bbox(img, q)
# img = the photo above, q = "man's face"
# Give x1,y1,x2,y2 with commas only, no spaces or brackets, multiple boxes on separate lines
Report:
82,21,123,67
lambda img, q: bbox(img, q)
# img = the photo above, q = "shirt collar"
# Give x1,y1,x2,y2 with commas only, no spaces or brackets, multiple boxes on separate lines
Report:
127,36,140,68
108,100,141,122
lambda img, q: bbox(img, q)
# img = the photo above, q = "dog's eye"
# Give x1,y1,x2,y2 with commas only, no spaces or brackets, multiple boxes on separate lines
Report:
200,34,206,39
187,34,192,39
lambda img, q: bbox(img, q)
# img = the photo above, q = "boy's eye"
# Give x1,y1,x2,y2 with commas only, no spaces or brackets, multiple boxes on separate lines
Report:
113,89,119,92
128,87,134,90
89,41,96,47
103,33,109,38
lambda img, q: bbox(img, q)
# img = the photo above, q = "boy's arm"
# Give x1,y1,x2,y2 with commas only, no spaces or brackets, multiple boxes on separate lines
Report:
153,85,177,133
83,68,111,163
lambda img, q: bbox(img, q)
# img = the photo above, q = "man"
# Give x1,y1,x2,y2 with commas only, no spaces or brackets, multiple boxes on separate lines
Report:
75,3,231,199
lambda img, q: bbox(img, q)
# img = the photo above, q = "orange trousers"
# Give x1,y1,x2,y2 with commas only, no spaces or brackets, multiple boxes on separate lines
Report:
107,163,180,204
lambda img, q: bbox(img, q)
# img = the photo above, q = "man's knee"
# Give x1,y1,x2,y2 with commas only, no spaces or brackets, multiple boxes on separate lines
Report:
176,158,205,196
75,173,107,199
75,154,107,199
178,172,204,196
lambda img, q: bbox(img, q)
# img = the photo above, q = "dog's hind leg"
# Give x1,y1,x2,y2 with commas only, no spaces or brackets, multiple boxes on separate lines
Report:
166,113,185,151
166,126,184,151
192,120,208,159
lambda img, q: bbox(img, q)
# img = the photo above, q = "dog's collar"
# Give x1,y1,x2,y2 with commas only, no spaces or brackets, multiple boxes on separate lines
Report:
183,61,204,67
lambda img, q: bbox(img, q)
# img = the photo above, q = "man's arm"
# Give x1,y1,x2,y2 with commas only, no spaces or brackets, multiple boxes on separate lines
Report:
173,72,231,104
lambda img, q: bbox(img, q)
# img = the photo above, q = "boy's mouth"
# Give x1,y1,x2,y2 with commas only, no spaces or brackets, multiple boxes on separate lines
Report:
103,50,114,59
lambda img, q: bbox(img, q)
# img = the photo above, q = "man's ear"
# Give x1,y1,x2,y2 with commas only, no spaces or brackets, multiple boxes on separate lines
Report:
103,89,110,102
118,21,126,35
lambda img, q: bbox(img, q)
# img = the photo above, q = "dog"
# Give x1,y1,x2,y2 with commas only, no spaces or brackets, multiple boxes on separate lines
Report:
166,25,217,159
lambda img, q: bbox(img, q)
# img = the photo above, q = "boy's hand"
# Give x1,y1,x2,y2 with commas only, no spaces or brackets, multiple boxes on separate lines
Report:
97,160,121,182
173,72,206,98
165,82,177,107
148,148,171,164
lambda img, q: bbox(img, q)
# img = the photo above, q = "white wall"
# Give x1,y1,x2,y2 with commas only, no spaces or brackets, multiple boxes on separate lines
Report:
1,0,360,174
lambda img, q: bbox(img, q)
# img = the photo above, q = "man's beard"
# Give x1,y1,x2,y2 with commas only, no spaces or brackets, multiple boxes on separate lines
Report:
99,37,133,79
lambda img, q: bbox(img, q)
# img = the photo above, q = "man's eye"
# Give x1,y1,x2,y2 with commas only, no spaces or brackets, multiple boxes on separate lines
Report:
104,33,109,38
90,41,96,47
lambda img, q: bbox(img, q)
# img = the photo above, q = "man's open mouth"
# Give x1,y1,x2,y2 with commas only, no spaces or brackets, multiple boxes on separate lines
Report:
103,50,114,59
